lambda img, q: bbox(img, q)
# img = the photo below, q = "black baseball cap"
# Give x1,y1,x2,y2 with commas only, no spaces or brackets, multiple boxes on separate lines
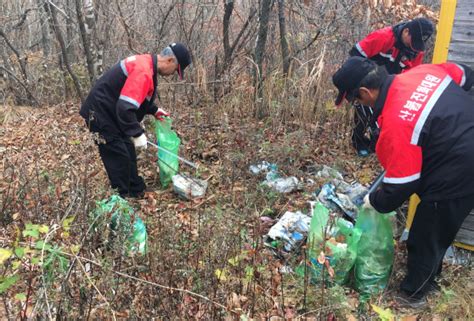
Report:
332,57,377,106
169,42,191,80
405,18,434,52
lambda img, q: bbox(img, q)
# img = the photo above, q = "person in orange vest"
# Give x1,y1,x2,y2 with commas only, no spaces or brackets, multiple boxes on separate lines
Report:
347,18,434,157
80,43,191,198
333,56,474,308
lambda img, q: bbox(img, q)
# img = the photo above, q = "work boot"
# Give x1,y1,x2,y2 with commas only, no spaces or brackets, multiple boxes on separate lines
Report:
394,290,428,309
120,190,145,199
426,280,441,295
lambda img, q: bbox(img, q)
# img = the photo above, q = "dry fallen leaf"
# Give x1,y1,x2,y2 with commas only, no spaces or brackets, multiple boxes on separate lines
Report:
346,314,358,321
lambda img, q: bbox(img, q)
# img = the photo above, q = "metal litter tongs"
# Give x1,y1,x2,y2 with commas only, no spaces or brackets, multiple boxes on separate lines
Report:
146,141,206,189
147,141,198,169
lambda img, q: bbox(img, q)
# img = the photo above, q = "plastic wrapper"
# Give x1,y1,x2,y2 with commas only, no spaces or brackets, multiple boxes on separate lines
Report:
317,183,357,220
266,211,311,252
264,176,299,193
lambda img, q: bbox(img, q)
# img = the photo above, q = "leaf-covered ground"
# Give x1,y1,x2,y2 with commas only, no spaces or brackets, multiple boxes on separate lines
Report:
0,104,472,319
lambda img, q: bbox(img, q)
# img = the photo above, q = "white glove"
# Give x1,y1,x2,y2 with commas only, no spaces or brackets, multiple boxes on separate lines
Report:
363,194,375,210
131,133,147,149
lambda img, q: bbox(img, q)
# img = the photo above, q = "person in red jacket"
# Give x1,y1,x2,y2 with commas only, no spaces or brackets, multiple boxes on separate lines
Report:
333,56,474,307
80,43,191,198
348,18,434,156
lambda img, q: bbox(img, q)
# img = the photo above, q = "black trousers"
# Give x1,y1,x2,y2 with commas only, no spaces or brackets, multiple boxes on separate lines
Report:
97,136,146,197
85,118,145,197
401,193,474,298
352,103,379,153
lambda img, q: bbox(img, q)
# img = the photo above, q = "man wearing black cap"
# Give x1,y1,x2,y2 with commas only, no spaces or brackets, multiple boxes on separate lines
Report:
348,18,434,157
80,42,191,198
333,56,474,307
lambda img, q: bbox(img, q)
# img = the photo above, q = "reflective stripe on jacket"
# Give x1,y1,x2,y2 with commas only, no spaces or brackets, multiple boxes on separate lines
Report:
351,25,423,74
370,63,474,212
80,54,158,138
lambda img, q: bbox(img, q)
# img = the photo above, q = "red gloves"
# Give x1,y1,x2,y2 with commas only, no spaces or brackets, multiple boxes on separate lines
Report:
155,108,170,120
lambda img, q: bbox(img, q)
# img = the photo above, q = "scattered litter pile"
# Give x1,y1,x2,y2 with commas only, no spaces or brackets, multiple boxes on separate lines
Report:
251,162,395,300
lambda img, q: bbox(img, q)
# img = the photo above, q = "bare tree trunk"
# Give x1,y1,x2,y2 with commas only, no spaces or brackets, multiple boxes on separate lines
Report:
65,0,76,63
47,1,84,103
0,66,40,106
84,0,103,77
254,0,272,118
222,1,256,74
223,0,234,64
0,29,29,82
75,0,95,84
95,46,103,78
116,0,136,53
0,29,39,105
157,4,175,43
37,0,51,57
278,0,290,76
214,54,219,103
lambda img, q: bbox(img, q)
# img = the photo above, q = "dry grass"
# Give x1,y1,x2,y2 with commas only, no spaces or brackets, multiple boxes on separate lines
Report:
1,1,468,318
0,93,471,319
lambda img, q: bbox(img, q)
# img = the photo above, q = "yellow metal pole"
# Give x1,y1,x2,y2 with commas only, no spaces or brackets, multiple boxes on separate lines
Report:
453,242,474,251
406,194,420,230
432,0,457,63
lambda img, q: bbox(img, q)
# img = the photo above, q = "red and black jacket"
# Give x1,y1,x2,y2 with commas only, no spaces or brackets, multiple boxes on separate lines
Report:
350,23,423,74
369,63,474,213
80,54,159,138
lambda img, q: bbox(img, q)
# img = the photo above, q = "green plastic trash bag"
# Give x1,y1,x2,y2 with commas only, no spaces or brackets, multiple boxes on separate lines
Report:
305,202,361,285
354,207,394,300
95,195,148,255
155,117,181,188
